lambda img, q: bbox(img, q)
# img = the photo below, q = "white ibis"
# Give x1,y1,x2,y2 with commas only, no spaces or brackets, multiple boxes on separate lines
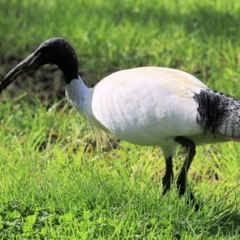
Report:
1,38,237,208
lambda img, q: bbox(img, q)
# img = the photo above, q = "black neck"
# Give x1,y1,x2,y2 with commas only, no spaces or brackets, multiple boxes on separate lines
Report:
47,38,79,84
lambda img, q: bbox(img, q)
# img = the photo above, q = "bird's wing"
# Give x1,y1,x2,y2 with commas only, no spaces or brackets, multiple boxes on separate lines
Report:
90,67,208,145
100,66,207,88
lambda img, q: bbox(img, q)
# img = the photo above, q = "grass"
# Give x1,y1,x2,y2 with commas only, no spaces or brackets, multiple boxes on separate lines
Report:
1,97,240,239
1,0,240,239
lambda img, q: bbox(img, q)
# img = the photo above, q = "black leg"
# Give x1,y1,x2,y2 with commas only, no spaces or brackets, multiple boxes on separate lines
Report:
174,137,196,203
162,156,174,195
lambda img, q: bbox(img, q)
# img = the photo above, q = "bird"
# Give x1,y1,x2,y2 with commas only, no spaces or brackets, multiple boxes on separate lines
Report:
1,37,238,208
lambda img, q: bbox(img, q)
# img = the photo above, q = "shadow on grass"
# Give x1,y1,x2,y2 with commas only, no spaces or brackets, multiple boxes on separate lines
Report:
209,207,240,235
199,189,240,236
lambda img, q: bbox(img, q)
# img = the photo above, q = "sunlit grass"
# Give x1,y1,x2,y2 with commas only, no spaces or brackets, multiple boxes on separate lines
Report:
1,0,240,239
1,97,240,238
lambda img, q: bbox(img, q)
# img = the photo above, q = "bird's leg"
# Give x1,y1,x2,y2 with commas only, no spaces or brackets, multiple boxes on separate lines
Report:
162,156,174,195
174,137,196,201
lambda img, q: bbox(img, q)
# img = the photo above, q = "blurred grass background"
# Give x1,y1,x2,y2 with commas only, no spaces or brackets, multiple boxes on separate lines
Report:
1,0,240,239
1,0,240,100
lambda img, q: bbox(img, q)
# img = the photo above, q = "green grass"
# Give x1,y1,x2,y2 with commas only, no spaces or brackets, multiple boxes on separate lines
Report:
1,97,240,239
1,0,240,239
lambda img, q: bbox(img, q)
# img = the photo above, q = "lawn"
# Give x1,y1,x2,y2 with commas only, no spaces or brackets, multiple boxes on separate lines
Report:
1,0,240,239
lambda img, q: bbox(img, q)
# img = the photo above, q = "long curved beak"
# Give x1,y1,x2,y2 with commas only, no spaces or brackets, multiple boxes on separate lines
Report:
0,52,41,93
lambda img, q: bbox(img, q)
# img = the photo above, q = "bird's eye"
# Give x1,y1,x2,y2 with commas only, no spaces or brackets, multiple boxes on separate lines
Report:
40,45,48,52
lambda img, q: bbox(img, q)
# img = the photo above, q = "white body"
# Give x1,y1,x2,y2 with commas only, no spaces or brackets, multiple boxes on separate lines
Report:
65,67,229,157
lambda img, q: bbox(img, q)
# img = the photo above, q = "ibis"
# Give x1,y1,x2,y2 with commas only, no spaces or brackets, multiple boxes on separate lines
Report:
1,38,238,207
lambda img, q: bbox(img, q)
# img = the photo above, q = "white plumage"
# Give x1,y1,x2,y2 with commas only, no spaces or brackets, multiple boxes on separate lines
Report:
1,38,237,209
66,67,205,146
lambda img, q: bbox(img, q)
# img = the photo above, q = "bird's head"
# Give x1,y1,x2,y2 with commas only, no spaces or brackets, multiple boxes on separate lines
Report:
0,37,79,92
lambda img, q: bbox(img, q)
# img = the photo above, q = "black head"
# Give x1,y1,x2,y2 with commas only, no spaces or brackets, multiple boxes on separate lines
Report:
0,37,79,93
